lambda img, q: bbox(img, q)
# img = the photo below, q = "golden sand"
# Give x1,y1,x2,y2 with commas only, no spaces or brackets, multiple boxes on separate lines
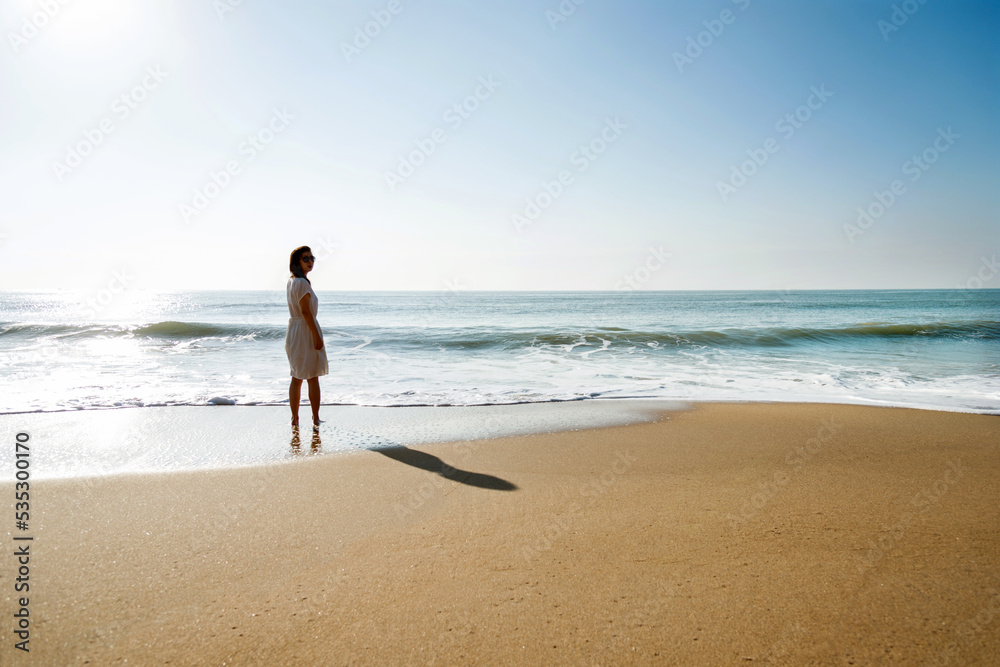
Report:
2,402,998,665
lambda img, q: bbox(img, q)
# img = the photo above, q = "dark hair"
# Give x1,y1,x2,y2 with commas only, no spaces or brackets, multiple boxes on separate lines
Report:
289,246,312,284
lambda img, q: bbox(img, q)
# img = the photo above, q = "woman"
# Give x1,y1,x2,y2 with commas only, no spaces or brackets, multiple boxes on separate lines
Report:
286,246,328,427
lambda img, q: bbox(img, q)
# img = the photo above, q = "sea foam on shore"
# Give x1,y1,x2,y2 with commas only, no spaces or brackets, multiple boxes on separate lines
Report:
0,400,683,479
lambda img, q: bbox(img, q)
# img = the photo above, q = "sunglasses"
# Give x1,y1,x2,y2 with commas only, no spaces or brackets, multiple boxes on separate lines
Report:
301,256,316,262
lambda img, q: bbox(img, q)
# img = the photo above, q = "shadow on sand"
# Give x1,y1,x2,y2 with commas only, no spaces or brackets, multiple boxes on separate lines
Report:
373,446,517,491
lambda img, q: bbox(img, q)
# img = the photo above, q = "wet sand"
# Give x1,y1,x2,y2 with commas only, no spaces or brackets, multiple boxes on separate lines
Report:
1,402,998,665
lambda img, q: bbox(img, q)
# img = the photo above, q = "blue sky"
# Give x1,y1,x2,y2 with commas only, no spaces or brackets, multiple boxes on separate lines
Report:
1,0,997,291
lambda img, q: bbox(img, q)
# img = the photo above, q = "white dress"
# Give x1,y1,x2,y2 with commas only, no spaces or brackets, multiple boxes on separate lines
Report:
285,276,329,380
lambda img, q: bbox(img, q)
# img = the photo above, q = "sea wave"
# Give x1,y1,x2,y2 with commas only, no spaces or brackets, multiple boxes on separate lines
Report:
0,321,287,341
358,321,1000,349
2,320,997,348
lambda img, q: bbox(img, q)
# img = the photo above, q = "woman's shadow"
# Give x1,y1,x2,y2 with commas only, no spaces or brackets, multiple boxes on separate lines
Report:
373,445,517,491
288,425,516,492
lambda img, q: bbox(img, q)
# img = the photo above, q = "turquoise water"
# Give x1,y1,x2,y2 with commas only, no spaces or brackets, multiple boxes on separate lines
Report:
1,289,997,414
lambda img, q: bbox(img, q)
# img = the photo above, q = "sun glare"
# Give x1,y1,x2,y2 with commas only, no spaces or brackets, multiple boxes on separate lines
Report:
58,288,171,324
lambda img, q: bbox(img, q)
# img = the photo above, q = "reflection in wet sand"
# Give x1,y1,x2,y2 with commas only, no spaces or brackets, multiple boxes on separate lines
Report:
290,425,321,455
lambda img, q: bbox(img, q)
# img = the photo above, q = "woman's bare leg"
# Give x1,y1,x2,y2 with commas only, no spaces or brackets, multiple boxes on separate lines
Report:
289,377,303,425
307,377,321,426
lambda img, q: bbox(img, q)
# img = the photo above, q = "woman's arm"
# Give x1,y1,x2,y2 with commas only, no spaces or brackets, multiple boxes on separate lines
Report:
298,292,324,350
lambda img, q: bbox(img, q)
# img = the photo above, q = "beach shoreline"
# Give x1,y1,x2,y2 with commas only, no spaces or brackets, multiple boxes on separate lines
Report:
0,399,686,480
1,402,998,664
2,396,998,481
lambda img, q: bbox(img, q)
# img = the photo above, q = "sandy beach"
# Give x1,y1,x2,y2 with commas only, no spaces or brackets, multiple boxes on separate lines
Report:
2,402,998,665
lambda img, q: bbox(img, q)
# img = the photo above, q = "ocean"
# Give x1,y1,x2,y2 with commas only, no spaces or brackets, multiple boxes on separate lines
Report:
2,289,998,415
